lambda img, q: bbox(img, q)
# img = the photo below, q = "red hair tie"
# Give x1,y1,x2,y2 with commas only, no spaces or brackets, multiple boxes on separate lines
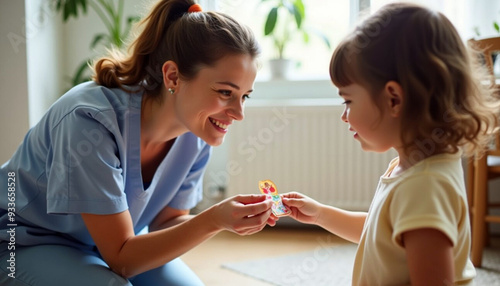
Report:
188,4,203,13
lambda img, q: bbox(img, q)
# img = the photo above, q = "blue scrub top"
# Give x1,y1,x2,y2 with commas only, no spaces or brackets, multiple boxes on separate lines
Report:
0,82,211,250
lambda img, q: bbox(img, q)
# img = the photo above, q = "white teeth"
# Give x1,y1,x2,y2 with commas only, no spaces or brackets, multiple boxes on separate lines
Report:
211,119,228,129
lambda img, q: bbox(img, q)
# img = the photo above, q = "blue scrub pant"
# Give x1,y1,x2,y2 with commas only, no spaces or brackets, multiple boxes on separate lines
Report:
0,244,204,286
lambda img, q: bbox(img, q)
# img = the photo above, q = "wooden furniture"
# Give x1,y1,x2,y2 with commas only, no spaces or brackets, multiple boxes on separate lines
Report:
467,36,500,267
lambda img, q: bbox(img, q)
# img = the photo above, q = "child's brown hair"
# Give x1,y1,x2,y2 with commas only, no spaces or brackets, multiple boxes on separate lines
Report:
330,2,499,158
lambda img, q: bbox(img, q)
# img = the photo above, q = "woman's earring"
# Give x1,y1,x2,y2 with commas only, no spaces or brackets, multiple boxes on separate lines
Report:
168,88,175,95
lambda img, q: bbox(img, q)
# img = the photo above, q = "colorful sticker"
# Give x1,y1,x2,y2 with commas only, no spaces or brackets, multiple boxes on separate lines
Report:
258,179,291,217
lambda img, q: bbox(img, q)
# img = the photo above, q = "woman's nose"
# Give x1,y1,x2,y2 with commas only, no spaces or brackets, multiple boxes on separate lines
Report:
228,99,244,121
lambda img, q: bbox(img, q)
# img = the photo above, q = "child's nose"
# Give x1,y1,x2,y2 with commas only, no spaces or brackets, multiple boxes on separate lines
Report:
341,109,348,123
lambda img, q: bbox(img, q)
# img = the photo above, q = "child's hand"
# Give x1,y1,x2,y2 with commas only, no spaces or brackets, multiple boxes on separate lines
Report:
267,213,279,227
281,192,322,225
211,194,273,235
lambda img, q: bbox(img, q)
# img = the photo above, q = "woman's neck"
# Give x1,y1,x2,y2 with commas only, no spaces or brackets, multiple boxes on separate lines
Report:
140,93,185,147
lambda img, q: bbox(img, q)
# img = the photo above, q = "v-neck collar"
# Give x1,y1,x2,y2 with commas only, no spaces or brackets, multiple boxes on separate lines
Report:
127,94,182,194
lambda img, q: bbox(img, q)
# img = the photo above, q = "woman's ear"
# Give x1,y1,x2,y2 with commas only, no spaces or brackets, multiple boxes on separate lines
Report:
162,61,179,90
384,81,404,117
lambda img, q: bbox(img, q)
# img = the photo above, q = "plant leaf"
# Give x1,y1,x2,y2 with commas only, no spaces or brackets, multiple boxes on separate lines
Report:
55,0,89,22
293,0,305,28
302,30,309,43
292,6,302,28
63,1,71,21
68,0,77,19
283,0,303,29
127,15,141,24
90,33,109,49
494,22,500,33
319,33,331,49
56,0,62,12
304,27,331,49
122,16,141,42
265,7,278,36
72,59,92,86
78,0,87,14
473,26,481,37
294,0,305,17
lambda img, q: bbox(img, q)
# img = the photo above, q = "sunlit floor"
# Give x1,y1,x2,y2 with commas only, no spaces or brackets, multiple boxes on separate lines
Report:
181,225,350,286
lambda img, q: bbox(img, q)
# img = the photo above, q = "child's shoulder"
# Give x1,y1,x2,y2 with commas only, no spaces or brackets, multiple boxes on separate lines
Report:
395,152,464,194
420,152,462,170
405,153,461,180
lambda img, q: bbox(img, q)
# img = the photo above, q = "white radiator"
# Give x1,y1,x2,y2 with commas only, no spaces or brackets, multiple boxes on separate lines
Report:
225,100,397,211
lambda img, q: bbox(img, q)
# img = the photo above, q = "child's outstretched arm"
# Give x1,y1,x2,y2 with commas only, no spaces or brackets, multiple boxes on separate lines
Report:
282,192,367,243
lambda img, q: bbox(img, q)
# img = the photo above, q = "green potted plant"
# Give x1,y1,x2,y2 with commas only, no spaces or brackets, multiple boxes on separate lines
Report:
55,0,140,88
260,0,331,79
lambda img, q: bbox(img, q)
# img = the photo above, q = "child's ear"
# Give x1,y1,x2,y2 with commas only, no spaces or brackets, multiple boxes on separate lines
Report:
384,81,404,117
162,60,180,90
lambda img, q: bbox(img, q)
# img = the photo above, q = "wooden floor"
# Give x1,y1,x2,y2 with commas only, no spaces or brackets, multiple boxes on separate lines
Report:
181,224,500,285
181,225,350,286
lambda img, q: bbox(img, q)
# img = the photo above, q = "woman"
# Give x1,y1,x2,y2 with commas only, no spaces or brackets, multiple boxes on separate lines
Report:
0,1,274,285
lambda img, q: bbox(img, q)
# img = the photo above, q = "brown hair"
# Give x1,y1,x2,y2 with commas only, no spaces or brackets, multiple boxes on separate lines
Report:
330,2,499,158
92,0,260,96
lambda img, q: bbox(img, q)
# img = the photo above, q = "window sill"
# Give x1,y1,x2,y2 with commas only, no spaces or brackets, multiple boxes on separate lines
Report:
252,78,338,100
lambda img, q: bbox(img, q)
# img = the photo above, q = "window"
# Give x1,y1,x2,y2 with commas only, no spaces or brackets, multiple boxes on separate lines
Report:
208,0,499,82
370,0,500,40
213,0,355,81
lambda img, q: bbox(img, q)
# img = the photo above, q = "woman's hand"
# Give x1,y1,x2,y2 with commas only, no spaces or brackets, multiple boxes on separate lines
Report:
210,194,273,235
281,192,323,225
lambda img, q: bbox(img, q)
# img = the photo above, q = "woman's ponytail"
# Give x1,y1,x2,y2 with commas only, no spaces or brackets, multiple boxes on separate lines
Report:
92,0,192,91
92,0,260,96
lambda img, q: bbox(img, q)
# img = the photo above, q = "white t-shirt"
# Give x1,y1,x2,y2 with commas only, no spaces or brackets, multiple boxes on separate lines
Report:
352,152,476,285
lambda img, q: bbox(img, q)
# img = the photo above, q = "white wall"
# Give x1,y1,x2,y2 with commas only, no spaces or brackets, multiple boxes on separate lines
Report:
0,1,30,163
0,0,150,163
26,0,64,126
61,1,151,93
0,0,65,163
202,79,338,203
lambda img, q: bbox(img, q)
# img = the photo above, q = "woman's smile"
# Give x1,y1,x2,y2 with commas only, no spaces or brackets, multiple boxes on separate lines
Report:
209,117,230,133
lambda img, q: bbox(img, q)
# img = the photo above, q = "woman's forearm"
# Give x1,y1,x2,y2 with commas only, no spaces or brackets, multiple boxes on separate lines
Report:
113,209,220,278
82,194,272,278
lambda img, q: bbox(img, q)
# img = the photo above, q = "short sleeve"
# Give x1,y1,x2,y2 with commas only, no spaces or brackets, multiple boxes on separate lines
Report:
46,108,128,215
168,141,211,210
389,174,464,247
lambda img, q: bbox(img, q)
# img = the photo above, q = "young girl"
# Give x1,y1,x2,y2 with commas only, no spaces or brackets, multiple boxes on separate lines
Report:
282,3,499,285
0,1,273,285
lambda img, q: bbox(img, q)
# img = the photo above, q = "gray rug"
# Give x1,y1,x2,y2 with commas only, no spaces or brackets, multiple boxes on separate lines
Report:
222,244,500,286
